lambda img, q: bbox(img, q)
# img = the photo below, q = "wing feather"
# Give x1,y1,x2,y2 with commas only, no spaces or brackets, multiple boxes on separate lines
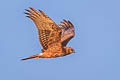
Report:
25,7,62,51
59,20,75,46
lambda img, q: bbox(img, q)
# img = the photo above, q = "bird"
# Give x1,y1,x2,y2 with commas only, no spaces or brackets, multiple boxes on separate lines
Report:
21,7,75,60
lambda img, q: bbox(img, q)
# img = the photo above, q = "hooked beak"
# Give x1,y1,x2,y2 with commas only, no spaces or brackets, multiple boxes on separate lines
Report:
73,50,75,53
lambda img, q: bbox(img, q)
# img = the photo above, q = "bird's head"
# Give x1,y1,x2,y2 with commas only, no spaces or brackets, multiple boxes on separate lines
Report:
64,47,75,55
68,47,75,53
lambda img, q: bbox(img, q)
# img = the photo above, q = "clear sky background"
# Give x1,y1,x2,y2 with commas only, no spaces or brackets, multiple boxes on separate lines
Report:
0,0,120,80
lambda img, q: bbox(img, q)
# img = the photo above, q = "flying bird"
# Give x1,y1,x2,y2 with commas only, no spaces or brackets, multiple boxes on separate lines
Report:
21,7,75,60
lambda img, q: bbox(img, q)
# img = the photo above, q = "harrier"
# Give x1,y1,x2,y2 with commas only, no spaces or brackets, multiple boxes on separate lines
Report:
21,7,75,60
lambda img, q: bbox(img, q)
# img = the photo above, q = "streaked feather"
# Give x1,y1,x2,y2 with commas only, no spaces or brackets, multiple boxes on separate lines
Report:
59,19,75,46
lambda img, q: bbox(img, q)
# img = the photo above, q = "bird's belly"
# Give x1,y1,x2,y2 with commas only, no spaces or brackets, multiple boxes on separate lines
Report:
41,51,65,58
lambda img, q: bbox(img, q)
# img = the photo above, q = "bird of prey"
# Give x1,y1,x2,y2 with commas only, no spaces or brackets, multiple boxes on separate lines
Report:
21,7,75,60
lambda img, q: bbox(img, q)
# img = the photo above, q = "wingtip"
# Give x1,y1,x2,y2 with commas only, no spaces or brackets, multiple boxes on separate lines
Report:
63,19,68,22
25,9,30,12
38,9,43,12
25,16,30,18
25,9,28,11
68,20,74,27
29,7,33,9
24,12,29,14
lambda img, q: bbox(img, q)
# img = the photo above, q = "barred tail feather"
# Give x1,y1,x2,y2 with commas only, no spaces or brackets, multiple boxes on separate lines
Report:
21,54,41,61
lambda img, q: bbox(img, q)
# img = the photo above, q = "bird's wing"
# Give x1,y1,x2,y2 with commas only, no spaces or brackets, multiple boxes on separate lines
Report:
25,7,62,51
58,20,75,46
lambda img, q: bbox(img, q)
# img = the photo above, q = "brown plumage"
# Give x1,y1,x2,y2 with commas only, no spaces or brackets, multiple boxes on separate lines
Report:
21,7,75,60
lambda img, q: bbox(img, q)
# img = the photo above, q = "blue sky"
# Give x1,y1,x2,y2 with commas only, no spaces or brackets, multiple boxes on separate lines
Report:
0,0,120,80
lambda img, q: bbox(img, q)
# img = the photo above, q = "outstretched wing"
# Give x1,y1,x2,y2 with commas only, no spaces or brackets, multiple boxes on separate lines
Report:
59,20,75,46
25,7,62,51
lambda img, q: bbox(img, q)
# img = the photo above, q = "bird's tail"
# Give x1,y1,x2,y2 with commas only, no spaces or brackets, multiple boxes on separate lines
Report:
21,54,42,61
